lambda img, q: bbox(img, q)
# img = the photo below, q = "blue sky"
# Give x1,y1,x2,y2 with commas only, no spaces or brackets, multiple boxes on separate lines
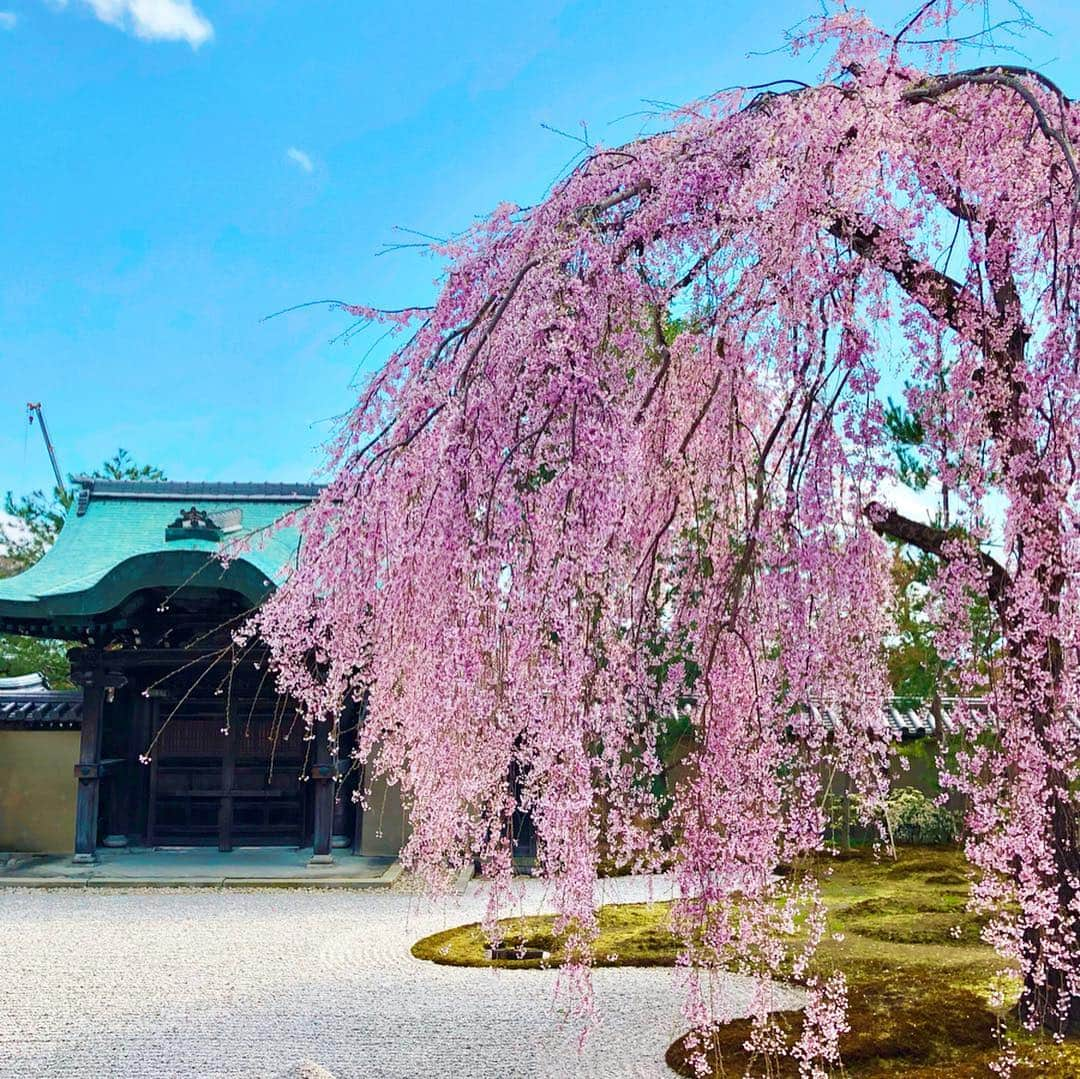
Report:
2,0,1080,499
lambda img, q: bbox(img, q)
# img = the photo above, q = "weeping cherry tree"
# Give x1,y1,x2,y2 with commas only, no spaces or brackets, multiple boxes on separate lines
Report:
254,1,1080,1064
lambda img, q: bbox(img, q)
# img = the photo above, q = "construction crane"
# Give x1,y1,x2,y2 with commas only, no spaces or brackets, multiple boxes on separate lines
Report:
26,402,66,499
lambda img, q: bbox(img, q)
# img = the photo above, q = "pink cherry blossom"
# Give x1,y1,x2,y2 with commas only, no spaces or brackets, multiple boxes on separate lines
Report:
255,0,1080,1058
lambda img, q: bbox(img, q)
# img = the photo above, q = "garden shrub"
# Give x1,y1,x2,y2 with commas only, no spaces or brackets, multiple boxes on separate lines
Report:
887,786,957,845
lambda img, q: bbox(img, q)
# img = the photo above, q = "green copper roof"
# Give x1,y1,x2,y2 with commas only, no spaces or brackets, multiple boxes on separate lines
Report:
0,479,320,634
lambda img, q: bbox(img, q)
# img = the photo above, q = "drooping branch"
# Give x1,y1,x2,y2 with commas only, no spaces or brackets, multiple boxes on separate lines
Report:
903,67,1080,197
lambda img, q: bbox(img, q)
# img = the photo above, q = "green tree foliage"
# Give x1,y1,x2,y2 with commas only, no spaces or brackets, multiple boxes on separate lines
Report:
0,449,166,685
882,399,996,702
3,449,166,571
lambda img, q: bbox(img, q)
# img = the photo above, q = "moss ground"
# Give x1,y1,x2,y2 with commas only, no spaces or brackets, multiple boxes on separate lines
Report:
411,897,677,969
411,847,1080,1076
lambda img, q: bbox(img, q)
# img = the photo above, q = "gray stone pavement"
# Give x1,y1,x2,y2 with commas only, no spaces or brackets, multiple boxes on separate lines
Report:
0,875,804,1078
0,847,401,889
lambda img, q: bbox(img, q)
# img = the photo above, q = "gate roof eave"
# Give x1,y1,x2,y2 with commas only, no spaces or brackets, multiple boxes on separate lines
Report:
0,478,319,638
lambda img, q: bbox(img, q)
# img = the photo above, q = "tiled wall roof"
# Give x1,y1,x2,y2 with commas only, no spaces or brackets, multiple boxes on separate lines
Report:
0,676,82,729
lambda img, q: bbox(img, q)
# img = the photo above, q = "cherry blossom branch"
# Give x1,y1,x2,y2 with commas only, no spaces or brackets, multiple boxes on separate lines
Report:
903,67,1079,194
863,501,1010,609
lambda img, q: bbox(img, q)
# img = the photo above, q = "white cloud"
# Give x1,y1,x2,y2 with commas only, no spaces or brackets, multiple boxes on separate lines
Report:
286,147,314,174
0,11,17,29
877,475,939,526
65,0,213,47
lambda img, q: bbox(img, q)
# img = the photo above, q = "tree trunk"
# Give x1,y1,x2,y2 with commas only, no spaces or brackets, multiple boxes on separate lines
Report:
866,503,1078,1035
1018,789,1080,1035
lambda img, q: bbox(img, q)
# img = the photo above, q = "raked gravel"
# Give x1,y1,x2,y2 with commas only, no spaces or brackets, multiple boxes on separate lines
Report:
0,875,803,1079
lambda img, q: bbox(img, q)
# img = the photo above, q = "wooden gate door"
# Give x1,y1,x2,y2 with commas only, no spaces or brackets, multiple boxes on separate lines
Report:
147,693,304,849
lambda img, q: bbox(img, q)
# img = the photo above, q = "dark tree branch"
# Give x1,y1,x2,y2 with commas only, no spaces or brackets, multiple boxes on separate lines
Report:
827,218,977,340
864,500,1010,608
455,259,540,395
902,67,1080,196
634,303,672,423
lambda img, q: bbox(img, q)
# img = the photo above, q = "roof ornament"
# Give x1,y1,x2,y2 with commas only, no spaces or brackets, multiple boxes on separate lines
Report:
164,506,243,542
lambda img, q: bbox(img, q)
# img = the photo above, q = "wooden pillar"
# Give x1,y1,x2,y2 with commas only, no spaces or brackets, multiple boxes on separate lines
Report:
73,658,106,864
309,721,334,865
219,698,235,853
146,698,161,846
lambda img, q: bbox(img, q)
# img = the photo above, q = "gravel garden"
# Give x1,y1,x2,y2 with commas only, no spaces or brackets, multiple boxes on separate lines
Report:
0,873,776,1078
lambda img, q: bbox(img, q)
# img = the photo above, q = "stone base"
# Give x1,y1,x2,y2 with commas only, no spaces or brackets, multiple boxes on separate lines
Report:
307,853,335,867
71,852,97,865
102,834,129,848
484,945,551,961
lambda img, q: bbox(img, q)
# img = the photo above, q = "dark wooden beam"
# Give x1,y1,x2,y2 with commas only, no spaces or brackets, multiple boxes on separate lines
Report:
219,696,235,853
69,647,233,669
309,722,334,865
72,656,106,863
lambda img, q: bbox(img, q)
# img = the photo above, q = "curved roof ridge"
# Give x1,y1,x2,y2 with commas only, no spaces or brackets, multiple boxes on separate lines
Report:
73,477,324,504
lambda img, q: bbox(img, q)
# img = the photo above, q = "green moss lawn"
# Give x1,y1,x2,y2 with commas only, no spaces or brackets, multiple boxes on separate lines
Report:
411,847,1080,1076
